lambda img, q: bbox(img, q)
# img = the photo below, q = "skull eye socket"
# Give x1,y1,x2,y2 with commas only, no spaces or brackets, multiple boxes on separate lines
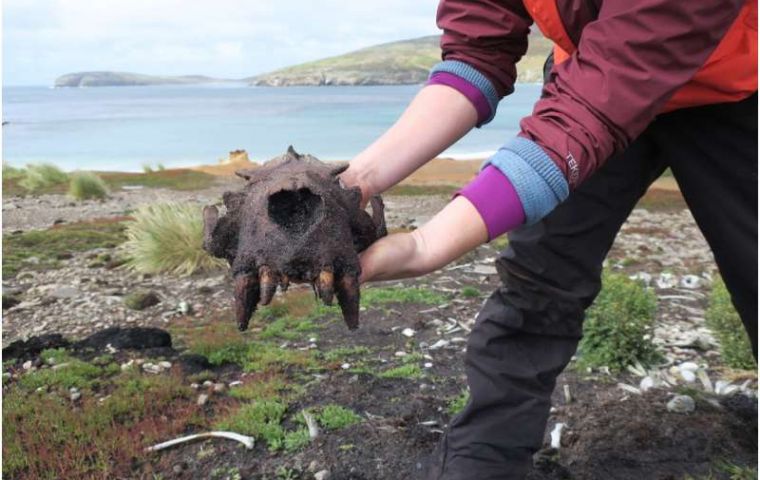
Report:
267,188,324,234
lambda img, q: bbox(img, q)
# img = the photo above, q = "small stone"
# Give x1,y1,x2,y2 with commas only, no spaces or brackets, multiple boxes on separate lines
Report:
401,328,416,337
213,383,226,393
314,470,330,480
22,360,33,370
308,460,320,473
197,393,209,406
158,361,172,370
680,370,697,383
423,362,433,368
49,286,79,299
124,290,160,311
172,463,186,474
69,387,79,394
190,383,200,389
428,339,450,350
680,275,701,289
178,301,193,315
70,391,82,402
341,363,351,370
639,376,656,392
667,395,696,413
678,362,699,372
202,380,214,388
229,381,243,387
394,351,407,357
142,363,161,374
120,360,135,371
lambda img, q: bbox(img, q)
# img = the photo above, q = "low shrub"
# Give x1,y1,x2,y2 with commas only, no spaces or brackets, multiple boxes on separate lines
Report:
706,278,756,370
123,202,225,276
577,271,660,372
18,163,68,192
2,163,26,180
68,172,109,200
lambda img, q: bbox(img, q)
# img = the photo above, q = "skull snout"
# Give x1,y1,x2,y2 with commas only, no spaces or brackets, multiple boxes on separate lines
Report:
267,187,324,235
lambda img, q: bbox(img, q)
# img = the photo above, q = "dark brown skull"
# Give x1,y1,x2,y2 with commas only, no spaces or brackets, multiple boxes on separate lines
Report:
203,146,387,331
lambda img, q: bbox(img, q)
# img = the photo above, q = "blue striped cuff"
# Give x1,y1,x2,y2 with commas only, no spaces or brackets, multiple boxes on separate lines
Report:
483,137,569,224
430,60,501,125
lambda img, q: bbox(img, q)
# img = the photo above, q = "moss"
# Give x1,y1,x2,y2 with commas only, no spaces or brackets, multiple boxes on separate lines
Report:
706,278,756,370
282,427,311,452
123,290,160,311
17,359,106,391
317,404,362,430
460,286,480,299
577,271,660,372
215,399,288,451
2,219,127,279
378,364,423,379
490,234,509,251
361,286,447,307
447,390,469,416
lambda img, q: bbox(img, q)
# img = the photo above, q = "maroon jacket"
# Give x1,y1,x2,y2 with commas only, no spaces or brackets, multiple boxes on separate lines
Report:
437,0,748,188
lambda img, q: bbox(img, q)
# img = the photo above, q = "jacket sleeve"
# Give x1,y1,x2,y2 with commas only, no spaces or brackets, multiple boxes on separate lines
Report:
485,0,748,224
429,0,533,125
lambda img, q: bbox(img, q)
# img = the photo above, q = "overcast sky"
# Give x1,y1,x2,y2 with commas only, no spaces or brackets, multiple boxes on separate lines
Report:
3,0,442,86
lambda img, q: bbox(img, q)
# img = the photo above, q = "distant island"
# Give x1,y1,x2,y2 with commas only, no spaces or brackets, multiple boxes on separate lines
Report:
53,72,231,88
55,33,551,88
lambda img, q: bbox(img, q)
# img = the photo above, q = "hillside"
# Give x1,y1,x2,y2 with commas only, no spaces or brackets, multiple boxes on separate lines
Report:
250,32,552,86
54,72,229,88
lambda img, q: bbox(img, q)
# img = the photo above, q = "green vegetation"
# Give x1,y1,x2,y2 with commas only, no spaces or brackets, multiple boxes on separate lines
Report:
378,363,422,379
2,219,127,278
323,346,372,362
123,202,225,276
68,172,109,200
18,163,69,193
3,163,26,180
577,271,660,372
142,164,154,174
317,404,362,430
252,32,550,86
216,399,289,451
706,278,756,370
460,286,481,299
4,364,194,478
447,390,470,416
362,286,446,307
386,184,458,196
491,234,509,251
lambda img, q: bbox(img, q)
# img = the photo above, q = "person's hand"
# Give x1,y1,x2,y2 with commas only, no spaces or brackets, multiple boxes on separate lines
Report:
359,195,489,283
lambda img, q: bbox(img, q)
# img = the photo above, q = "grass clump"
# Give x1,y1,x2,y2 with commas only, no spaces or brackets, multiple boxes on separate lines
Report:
447,390,469,416
17,163,69,193
378,363,422,379
323,346,372,362
460,286,480,298
215,399,288,451
17,359,104,391
706,278,756,370
123,202,225,276
2,219,127,278
317,404,362,430
100,169,215,191
361,286,446,307
68,172,109,200
577,271,660,372
3,163,26,180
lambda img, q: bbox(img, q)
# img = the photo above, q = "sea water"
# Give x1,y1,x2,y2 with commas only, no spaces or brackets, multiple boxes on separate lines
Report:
2,83,542,172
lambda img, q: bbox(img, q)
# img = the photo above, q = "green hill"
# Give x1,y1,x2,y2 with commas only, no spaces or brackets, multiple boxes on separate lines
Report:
250,32,552,86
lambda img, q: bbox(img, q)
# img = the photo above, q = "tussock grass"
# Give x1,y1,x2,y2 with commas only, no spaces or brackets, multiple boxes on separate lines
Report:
68,172,109,200
577,271,660,372
123,202,225,276
2,162,26,180
706,278,756,370
18,163,69,192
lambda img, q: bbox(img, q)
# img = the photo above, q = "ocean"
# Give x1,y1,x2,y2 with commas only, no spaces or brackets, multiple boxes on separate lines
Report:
2,83,542,172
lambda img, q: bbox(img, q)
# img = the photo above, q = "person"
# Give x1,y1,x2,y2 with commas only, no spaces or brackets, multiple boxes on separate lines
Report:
339,0,758,478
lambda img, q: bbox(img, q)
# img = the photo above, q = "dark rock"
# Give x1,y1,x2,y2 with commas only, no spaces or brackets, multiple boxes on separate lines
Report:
76,327,171,350
2,334,70,361
177,353,213,375
3,293,21,310
124,290,160,310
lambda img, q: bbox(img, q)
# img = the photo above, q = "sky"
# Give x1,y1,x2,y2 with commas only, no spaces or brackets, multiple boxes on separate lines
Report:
3,0,442,86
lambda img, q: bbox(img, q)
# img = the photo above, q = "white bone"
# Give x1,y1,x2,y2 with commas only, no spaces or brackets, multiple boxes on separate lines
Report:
145,431,254,452
550,423,565,449
302,410,320,440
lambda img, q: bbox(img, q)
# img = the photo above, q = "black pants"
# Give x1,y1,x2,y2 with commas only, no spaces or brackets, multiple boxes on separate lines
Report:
427,93,758,480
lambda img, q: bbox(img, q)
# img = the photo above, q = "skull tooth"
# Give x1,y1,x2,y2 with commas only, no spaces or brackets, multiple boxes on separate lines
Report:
259,266,278,306
317,270,335,305
279,275,290,293
233,273,259,332
336,274,360,330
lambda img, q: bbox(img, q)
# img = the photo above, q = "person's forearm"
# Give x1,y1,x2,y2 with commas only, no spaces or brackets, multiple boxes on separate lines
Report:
342,84,478,200
359,196,488,282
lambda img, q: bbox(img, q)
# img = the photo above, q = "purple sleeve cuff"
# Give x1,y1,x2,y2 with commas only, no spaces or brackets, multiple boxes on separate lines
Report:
455,165,526,240
426,72,493,127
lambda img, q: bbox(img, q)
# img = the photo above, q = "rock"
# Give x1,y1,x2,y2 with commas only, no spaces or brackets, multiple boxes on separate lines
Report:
70,391,82,402
197,393,209,406
77,327,171,350
680,370,697,383
341,363,351,370
22,360,33,370
401,328,416,337
123,290,160,310
202,380,214,388
428,339,450,350
470,265,498,275
2,334,70,361
177,301,193,315
678,362,699,372
213,383,226,393
2,293,21,310
158,361,172,370
639,376,656,392
49,285,80,300
308,460,320,473
314,470,330,480
680,275,701,289
667,395,696,413
142,363,161,374
656,273,677,289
